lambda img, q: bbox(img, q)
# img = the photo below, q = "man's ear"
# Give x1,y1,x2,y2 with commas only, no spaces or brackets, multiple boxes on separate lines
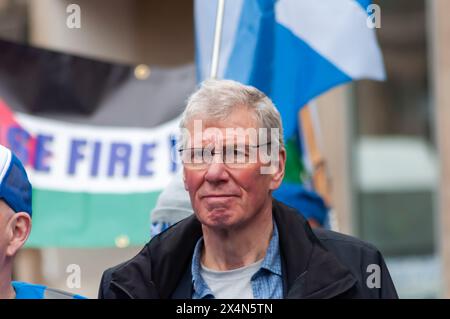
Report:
5,212,32,257
269,148,286,191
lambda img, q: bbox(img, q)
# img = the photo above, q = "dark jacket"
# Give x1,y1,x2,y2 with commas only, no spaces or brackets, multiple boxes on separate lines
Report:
99,200,398,299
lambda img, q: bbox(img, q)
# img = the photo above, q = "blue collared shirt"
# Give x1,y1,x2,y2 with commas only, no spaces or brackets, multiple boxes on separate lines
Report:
191,222,283,299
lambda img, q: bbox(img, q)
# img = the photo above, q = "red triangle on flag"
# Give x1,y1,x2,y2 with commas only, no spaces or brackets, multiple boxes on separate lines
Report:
0,99,37,167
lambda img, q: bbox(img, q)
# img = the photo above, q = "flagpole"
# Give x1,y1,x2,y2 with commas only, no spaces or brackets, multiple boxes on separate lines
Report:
306,101,338,231
210,0,226,79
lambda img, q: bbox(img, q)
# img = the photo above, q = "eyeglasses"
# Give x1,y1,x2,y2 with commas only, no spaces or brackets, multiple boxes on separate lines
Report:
178,143,272,170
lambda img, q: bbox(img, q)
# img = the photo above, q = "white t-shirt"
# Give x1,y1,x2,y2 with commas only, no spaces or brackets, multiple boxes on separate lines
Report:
200,259,264,299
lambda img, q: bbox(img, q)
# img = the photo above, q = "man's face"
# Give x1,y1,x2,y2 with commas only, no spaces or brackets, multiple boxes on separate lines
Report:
182,107,285,230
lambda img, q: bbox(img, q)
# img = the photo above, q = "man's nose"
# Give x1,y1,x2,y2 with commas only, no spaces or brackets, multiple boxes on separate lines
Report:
204,154,229,184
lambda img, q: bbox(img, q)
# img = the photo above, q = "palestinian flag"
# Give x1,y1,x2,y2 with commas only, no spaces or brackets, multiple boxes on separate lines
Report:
0,39,195,247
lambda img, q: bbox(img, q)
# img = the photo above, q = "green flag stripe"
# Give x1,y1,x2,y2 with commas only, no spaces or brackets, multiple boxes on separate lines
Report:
26,189,160,247
283,135,305,184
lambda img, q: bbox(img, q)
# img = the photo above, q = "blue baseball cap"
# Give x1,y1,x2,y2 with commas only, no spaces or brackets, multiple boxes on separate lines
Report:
0,145,32,216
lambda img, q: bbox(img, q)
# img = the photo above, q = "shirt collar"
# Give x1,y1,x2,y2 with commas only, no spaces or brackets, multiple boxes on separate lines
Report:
191,220,282,298
258,221,282,276
191,237,214,299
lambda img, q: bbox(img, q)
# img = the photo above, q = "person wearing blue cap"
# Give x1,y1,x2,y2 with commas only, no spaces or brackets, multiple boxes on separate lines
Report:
0,144,85,299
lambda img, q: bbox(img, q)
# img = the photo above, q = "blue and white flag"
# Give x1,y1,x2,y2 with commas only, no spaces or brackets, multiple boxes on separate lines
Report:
195,0,385,138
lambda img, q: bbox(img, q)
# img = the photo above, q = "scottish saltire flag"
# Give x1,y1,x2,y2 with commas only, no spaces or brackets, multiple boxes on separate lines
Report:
0,39,196,247
195,0,385,225
196,0,385,139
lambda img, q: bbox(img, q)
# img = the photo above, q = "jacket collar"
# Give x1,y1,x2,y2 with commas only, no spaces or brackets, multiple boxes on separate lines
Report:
110,199,356,299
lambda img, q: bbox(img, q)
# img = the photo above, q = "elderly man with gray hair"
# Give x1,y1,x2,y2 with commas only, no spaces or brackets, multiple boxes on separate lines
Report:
99,79,397,299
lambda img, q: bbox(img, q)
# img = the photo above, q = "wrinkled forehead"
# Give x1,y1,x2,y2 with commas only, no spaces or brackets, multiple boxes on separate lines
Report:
184,107,264,145
185,120,261,146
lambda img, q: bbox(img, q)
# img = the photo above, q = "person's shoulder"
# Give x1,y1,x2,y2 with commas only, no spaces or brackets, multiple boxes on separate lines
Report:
98,261,127,298
312,228,399,299
101,215,196,281
98,246,151,295
313,228,379,252
99,215,202,298
100,260,129,285
312,228,386,270
274,199,383,259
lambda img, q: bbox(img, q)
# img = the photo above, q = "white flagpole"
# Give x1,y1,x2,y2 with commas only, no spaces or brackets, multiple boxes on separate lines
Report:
210,0,226,79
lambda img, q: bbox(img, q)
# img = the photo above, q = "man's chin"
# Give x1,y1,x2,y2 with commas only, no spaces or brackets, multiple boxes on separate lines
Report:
199,208,234,228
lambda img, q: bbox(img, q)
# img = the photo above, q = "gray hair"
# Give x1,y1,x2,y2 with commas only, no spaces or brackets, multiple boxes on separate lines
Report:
179,79,284,149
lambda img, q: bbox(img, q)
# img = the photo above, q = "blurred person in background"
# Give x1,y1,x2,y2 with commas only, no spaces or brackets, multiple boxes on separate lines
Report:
150,170,194,238
0,145,85,299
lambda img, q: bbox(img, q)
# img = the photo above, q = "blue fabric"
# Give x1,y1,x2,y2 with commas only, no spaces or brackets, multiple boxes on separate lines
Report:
271,24,352,139
273,183,328,226
355,0,371,11
225,0,352,139
191,221,283,299
198,0,375,139
150,221,171,238
224,0,276,95
0,147,32,216
12,281,45,299
12,281,87,299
